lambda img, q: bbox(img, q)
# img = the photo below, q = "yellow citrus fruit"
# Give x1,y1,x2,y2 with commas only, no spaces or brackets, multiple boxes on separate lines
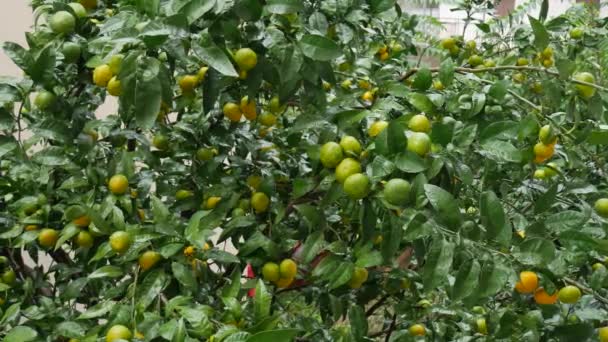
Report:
107,77,122,96
409,324,426,336
341,79,352,89
38,228,59,248
514,271,538,294
179,75,198,93
234,48,258,71
175,189,193,200
240,96,257,120
534,287,558,305
262,262,280,282
258,113,277,127
348,267,368,289
197,66,209,83
379,51,390,61
533,142,554,159
335,158,361,184
361,91,374,102
600,327,608,342
407,132,431,156
74,230,94,248
538,125,557,145
533,169,546,180
408,114,431,133
383,178,411,206
558,285,581,304
106,325,132,342
343,173,370,200
368,120,388,137
433,80,444,90
93,64,113,87
274,277,294,289
109,231,131,254
108,174,129,195
73,215,91,227
223,102,242,122
322,81,332,91
279,259,297,279
476,318,488,335
205,196,222,209
319,142,344,168
183,246,196,258
440,38,456,49
596,198,608,218
139,251,162,271
339,136,362,155
251,192,270,213
574,72,596,99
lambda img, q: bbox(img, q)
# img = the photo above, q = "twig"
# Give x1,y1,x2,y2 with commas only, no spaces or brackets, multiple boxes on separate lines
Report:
385,313,397,342
366,293,389,317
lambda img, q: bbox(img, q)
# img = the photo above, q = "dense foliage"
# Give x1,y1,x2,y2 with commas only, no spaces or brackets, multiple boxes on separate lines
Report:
2,0,608,341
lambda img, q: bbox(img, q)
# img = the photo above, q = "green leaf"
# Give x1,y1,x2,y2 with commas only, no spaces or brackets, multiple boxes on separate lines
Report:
55,322,86,339
4,326,38,342
177,0,215,23
474,261,509,298
2,42,31,71
222,266,242,299
172,262,197,289
300,231,326,264
555,58,575,80
423,237,455,290
528,15,550,50
328,261,354,289
78,301,114,319
193,33,238,77
246,329,300,342
299,35,341,61
349,305,368,339
424,184,462,230
88,265,123,279
395,151,429,173
136,0,160,17
266,0,304,14
29,44,55,84
370,0,395,13
356,250,382,268
292,178,316,199
407,93,435,113
545,211,588,232
295,204,326,230
254,280,271,323
489,80,507,101
135,57,162,129
439,59,455,87
479,191,511,246
381,216,403,263
413,68,432,91
136,269,168,310
451,259,480,300
513,238,556,266
535,183,557,214
552,323,594,341
478,140,522,163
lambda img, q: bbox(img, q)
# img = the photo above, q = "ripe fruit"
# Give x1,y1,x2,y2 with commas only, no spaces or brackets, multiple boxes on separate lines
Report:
379,52,389,61
408,114,431,133
432,80,444,90
74,231,94,248
234,48,258,71
106,77,122,96
258,113,277,127
240,96,257,120
274,277,294,289
38,228,59,248
34,91,56,110
476,318,488,335
343,173,370,200
383,178,411,206
62,42,81,63
533,142,554,160
251,192,270,213
595,198,608,218
335,158,361,184
558,285,581,304
106,325,132,342
223,102,242,122
534,288,558,305
279,259,297,279
139,251,161,271
409,324,426,336
196,147,217,161
197,66,209,82
1,269,16,285
262,262,280,282
205,196,222,209
599,327,608,342
538,125,556,145
341,79,352,89
514,271,538,294
368,120,388,137
407,132,431,156
468,54,483,67
570,27,584,39
319,142,344,168
574,72,596,99
108,174,129,195
73,215,91,227
183,246,195,258
175,190,193,200
339,136,362,155
109,231,131,254
516,57,529,66
68,3,87,18
348,267,368,289
179,75,198,93
152,134,169,151
93,64,113,87
108,54,124,74
50,11,76,35
361,91,374,102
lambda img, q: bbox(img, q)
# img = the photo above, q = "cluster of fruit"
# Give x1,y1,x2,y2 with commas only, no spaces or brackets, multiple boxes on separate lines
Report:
533,124,558,164
177,66,209,95
514,271,582,306
92,55,124,96
262,259,298,288
532,47,555,68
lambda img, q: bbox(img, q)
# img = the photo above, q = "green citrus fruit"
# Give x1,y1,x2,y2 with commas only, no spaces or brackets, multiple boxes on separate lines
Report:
34,91,56,110
538,125,556,145
258,113,277,127
106,325,132,342
109,231,131,254
319,142,344,168
93,64,113,87
106,77,122,96
152,134,169,151
108,174,129,195
262,262,280,282
68,2,87,18
570,27,584,39
341,79,352,89
558,285,582,304
1,269,16,285
484,59,496,67
74,231,94,248
335,158,361,184
343,173,370,200
516,57,529,66
440,38,456,49
50,11,76,35
408,114,431,133
38,228,59,248
407,132,431,156
139,251,161,271
574,72,596,99
251,192,270,213
234,48,258,71
368,121,388,137
383,178,411,206
347,267,368,289
279,259,297,279
269,96,284,114
595,198,608,218
339,136,362,155
468,54,483,67
593,263,605,271
533,169,546,180
62,42,81,63
409,324,426,336
108,54,124,74
175,190,193,200
476,318,488,335
544,162,559,178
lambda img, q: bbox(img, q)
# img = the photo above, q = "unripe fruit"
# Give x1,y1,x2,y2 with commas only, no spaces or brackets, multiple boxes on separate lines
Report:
68,3,87,18
108,54,124,75
408,114,431,133
514,271,538,294
347,267,368,289
197,66,209,83
93,64,113,87
533,142,554,159
152,134,169,151
139,251,162,271
262,262,280,282
223,102,242,122
538,125,557,145
268,96,283,114
383,178,411,206
179,75,198,93
205,196,222,209
234,48,258,71
368,121,388,137
476,318,488,335
599,327,608,342
106,325,132,342
196,147,217,161
175,190,193,200
279,259,297,279
34,91,56,110
574,72,596,99
38,228,59,248
108,174,129,195
407,132,431,156
1,269,16,285
432,80,444,90
62,42,81,63
341,79,352,89
107,77,122,96
593,263,605,271
570,27,584,40
109,231,131,254
319,142,344,168
516,57,529,66
80,0,97,9
74,231,94,248
50,11,76,35
409,324,426,336
335,158,361,184
595,198,608,218
533,169,546,180
258,113,277,127
468,54,483,67
339,136,362,155
343,173,370,200
558,285,581,304
251,192,270,213
440,38,456,50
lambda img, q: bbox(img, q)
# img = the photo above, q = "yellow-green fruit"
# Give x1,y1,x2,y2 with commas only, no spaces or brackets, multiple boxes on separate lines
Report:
593,263,605,271
383,178,411,206
541,47,553,59
599,327,608,342
269,96,283,114
107,77,122,96
368,120,389,137
50,11,76,35
409,324,426,336
74,231,94,248
80,0,97,9
258,113,277,127
38,228,59,248
139,251,162,271
179,75,198,93
574,72,596,99
262,262,280,282
544,162,559,178
440,38,456,50
68,3,87,18
223,102,242,122
361,91,374,102
251,192,270,213
538,125,556,145
533,169,546,180
433,80,444,90
106,325,132,342
513,72,526,83
466,40,476,50
341,79,352,89
196,147,217,161
108,174,129,195
205,196,222,209
484,59,496,67
234,48,258,71
109,231,131,254
108,54,124,74
407,132,431,156
468,54,483,67
34,91,56,110
476,318,488,335
347,267,368,289
558,285,582,304
152,134,169,151
595,198,608,218
197,66,209,83
1,269,16,285
279,259,297,279
570,27,584,40
516,57,529,66
175,189,193,200
343,173,370,200
93,64,113,87
335,158,361,184
319,142,344,168
408,114,431,133
339,136,362,155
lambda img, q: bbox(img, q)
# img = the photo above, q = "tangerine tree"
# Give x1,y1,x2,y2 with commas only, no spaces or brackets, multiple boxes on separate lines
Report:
2,0,608,341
